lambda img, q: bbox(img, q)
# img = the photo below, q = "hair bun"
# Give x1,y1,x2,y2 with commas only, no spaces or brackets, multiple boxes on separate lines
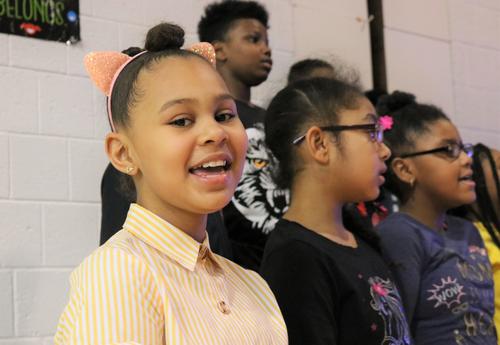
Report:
121,46,144,57
145,22,185,52
377,90,416,114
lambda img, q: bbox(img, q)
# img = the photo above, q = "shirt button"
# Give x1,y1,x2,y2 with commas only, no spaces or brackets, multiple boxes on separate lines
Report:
218,301,230,314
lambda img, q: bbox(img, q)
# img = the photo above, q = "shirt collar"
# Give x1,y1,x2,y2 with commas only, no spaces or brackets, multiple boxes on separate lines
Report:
123,203,211,272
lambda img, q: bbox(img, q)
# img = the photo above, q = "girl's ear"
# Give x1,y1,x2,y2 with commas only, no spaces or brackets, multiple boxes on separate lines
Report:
304,126,330,164
105,132,138,176
391,157,416,185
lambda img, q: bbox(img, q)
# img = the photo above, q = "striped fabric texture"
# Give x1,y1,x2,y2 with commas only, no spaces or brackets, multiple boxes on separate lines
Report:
55,203,287,345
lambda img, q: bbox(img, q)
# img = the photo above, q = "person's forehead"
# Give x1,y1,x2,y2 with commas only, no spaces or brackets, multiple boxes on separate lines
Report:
140,56,214,80
338,98,376,122
137,57,226,100
419,120,460,145
356,97,375,114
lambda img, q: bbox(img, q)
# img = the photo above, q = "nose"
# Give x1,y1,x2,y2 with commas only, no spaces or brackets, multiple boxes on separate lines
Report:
379,142,392,161
459,148,473,166
262,40,271,57
199,118,228,146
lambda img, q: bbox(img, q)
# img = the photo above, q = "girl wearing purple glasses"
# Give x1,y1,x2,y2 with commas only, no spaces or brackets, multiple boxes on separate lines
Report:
260,78,412,345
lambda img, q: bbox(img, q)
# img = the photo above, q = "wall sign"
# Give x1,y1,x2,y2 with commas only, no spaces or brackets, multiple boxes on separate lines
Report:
0,0,80,44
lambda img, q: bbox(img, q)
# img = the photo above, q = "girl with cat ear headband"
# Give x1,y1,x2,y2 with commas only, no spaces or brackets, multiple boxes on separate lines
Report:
54,22,287,345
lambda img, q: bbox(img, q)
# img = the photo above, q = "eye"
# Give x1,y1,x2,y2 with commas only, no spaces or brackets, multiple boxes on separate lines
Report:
365,125,381,142
251,159,268,169
215,112,236,123
368,130,377,141
168,117,193,127
247,34,260,43
446,144,460,158
463,144,474,158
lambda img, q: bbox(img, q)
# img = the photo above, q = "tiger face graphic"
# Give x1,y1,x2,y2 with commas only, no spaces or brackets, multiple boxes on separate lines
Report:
232,124,290,235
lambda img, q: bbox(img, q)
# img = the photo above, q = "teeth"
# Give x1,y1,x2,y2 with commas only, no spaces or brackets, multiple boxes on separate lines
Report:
199,160,226,169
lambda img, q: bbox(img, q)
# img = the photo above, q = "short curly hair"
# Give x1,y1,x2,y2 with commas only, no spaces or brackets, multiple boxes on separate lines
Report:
198,0,269,43
287,59,334,84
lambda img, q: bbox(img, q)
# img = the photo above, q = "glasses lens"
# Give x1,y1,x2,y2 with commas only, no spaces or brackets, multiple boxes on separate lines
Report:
368,125,383,143
448,144,460,158
376,127,384,143
463,144,474,158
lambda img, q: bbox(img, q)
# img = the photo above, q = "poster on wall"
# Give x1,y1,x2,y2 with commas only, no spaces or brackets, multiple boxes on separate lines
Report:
0,0,80,44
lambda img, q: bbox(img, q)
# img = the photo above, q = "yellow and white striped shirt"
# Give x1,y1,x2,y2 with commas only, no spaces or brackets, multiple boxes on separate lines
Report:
55,203,287,345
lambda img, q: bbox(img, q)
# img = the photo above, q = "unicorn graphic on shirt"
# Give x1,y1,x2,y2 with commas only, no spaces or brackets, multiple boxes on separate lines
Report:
369,276,411,345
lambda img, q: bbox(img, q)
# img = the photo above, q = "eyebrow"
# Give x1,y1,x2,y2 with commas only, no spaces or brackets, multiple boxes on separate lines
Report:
159,98,196,114
363,113,378,123
437,138,461,146
215,93,236,104
158,94,235,114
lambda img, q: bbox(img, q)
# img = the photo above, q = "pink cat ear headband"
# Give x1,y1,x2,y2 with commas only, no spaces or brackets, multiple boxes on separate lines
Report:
83,42,216,132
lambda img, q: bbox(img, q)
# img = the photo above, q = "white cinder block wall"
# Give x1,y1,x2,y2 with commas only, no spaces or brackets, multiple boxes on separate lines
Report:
1,0,498,343
0,0,371,343
383,0,500,147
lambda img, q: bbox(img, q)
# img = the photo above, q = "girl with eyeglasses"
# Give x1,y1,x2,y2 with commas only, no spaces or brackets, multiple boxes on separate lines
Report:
376,91,496,345
451,143,500,344
260,78,412,345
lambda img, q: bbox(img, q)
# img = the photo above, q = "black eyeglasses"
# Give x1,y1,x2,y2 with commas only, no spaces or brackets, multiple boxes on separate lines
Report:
399,143,474,160
292,123,383,145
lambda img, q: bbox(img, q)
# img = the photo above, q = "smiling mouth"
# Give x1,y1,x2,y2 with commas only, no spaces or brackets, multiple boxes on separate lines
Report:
189,160,232,176
458,174,473,182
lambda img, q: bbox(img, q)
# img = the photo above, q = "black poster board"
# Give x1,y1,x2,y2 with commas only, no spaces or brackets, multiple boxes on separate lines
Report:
0,0,80,44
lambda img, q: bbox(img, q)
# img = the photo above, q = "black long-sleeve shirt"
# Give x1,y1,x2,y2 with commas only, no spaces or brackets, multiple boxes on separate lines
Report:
260,219,412,345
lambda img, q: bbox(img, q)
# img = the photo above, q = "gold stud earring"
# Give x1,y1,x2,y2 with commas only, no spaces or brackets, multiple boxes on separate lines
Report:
126,166,134,174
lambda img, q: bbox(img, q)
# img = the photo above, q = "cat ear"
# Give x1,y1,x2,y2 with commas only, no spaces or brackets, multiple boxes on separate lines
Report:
188,42,216,67
84,51,132,96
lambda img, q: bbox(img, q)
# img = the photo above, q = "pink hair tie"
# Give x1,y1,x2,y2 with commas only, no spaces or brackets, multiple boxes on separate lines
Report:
83,43,217,132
